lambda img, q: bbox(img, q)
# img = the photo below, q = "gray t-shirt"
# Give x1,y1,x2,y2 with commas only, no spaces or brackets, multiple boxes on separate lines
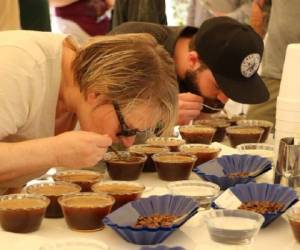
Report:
261,0,300,79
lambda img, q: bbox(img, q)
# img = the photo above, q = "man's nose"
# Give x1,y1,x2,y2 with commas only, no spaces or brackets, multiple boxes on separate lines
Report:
119,136,136,148
217,91,229,104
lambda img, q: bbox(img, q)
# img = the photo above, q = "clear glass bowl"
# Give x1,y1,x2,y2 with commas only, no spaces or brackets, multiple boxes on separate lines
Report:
91,181,145,211
226,126,264,148
25,181,81,218
152,152,197,181
0,193,49,233
167,180,220,209
237,119,273,143
286,206,300,243
236,143,274,163
128,144,169,172
205,209,264,245
39,239,109,250
104,151,147,180
179,144,221,166
179,125,216,144
58,192,115,231
146,137,186,152
53,170,104,192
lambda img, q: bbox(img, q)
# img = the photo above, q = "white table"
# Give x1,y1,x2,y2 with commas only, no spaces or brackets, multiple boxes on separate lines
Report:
0,143,299,250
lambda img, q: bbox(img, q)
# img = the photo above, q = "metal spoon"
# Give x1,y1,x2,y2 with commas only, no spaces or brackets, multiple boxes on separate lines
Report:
201,103,232,119
109,146,127,161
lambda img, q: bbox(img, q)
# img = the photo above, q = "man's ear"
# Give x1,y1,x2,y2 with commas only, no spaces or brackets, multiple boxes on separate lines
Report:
188,51,201,70
86,91,106,106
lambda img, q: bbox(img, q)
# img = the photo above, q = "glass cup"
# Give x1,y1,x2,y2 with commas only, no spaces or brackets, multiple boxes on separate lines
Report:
58,192,115,231
205,209,264,245
0,194,49,233
286,206,300,243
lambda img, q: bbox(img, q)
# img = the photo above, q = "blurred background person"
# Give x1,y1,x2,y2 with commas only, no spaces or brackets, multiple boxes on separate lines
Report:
112,0,167,28
247,0,300,125
0,0,20,31
19,0,51,31
187,0,252,27
250,0,271,38
50,0,114,44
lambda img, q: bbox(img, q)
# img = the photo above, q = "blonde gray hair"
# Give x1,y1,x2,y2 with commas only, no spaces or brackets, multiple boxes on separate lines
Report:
72,33,178,135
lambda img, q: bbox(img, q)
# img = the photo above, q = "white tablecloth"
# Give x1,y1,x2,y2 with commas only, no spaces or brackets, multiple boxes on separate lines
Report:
0,143,299,250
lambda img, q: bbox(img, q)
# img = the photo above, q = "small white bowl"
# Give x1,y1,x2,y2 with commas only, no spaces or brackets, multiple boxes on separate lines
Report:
167,180,220,209
205,209,264,245
236,143,274,163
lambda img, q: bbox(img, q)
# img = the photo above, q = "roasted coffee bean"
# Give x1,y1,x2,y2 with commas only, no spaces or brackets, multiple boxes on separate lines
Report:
134,214,179,228
239,201,284,214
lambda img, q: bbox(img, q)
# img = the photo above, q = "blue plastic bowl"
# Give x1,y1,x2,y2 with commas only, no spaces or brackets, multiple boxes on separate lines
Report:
103,195,198,245
193,154,272,190
212,182,298,227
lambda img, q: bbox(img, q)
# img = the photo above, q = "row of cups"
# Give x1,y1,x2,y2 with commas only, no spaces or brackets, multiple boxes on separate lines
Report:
181,119,273,147
105,143,221,181
0,175,222,235
0,177,147,233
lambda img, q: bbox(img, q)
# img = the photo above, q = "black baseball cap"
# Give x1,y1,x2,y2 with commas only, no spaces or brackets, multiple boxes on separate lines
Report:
194,17,269,104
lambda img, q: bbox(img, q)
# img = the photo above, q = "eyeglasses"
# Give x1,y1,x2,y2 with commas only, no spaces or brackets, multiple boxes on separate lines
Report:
113,101,144,137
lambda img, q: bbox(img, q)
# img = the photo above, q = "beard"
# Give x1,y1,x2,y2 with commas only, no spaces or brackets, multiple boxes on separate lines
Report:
178,70,225,113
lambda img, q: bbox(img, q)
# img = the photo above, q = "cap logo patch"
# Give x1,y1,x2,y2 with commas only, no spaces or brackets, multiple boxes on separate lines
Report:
240,53,261,78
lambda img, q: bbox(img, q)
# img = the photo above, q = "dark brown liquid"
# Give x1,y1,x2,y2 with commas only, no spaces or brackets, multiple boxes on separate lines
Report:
146,139,184,152
154,157,194,181
194,151,219,166
106,160,144,180
226,128,263,148
230,115,245,126
259,126,271,143
180,131,214,144
140,147,168,172
289,219,300,243
110,193,142,211
54,173,101,192
0,208,46,233
93,184,143,211
62,206,112,231
45,195,64,218
27,185,80,218
195,120,230,142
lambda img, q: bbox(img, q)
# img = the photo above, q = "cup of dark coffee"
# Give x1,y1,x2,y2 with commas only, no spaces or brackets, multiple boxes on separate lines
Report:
152,152,197,181
104,151,146,180
128,144,169,172
179,144,221,167
194,119,230,142
146,137,186,152
226,126,264,148
237,120,273,143
179,125,216,144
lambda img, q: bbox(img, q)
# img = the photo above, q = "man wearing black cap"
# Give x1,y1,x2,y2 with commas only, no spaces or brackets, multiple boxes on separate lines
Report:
111,17,269,124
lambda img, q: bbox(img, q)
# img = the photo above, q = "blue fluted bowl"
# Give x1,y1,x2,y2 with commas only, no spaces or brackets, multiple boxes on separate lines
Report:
193,154,272,190
103,195,198,245
213,182,298,227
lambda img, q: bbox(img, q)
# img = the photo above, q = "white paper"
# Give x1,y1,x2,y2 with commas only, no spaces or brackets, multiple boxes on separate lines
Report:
214,189,242,209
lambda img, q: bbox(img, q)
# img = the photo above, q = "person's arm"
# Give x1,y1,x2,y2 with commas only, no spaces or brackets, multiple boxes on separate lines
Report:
48,0,78,8
250,0,266,37
0,131,112,187
105,0,115,9
186,0,196,27
223,0,252,23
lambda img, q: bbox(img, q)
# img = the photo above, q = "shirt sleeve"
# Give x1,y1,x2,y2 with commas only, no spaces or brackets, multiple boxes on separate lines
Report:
0,47,36,140
227,0,252,24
